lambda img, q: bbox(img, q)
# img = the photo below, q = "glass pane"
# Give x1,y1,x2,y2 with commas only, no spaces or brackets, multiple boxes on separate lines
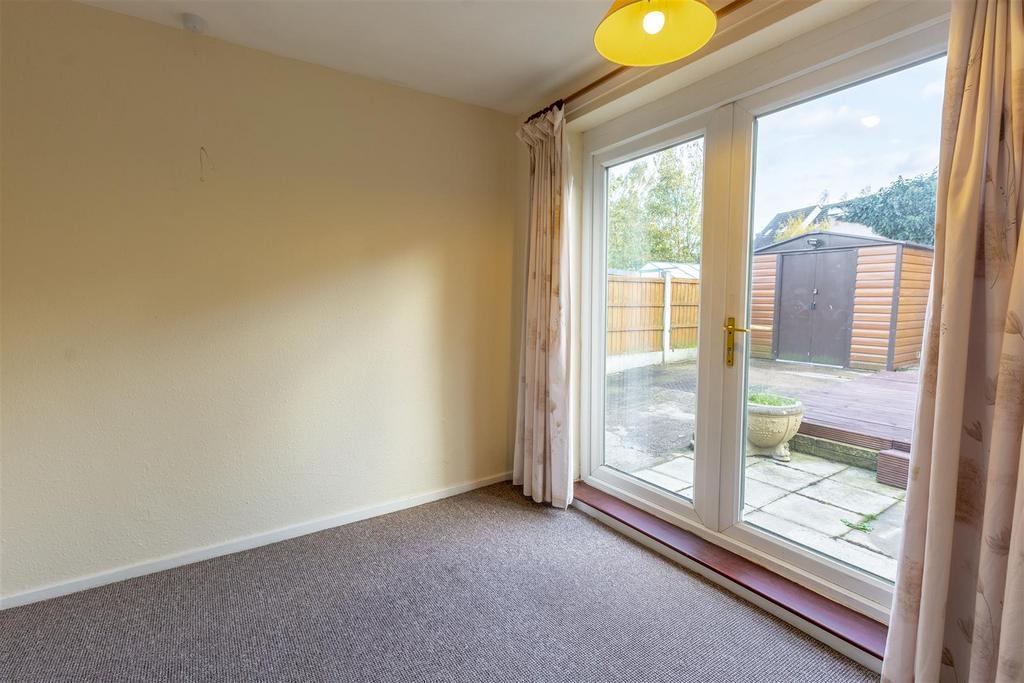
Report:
742,57,945,581
603,137,704,501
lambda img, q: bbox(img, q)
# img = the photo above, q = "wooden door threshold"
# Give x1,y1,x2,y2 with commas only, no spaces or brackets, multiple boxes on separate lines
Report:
573,481,887,661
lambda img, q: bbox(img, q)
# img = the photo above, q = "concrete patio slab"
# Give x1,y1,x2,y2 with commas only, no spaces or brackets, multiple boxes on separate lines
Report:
830,466,907,498
799,478,899,516
601,355,913,579
745,510,897,581
759,493,855,537
612,452,905,578
652,457,694,485
743,478,789,509
780,452,848,477
842,500,906,558
745,460,823,491
633,468,687,492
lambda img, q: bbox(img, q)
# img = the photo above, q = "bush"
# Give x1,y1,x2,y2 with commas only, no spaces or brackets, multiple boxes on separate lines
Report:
748,392,798,407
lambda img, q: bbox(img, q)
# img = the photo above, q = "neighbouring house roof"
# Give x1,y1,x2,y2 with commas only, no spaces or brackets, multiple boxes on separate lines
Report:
753,199,864,249
755,204,821,248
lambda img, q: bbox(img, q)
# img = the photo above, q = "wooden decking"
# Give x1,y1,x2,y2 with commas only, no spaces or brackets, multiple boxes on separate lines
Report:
793,370,919,452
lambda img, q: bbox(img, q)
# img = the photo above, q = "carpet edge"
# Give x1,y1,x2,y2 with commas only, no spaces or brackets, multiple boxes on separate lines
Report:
0,471,513,610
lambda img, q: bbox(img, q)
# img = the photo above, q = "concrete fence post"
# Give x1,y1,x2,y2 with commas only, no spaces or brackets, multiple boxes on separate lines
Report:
662,271,672,364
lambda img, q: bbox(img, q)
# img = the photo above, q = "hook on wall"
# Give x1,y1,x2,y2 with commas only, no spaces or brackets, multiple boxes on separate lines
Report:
182,12,206,56
181,13,206,34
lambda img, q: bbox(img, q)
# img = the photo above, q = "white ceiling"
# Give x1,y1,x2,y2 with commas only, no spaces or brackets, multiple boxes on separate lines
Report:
80,0,620,114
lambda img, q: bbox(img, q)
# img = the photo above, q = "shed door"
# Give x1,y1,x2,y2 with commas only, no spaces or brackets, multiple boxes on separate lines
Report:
776,250,856,366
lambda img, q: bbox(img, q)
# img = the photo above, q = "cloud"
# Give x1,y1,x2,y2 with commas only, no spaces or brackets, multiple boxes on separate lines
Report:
751,56,945,229
766,103,882,136
921,80,944,98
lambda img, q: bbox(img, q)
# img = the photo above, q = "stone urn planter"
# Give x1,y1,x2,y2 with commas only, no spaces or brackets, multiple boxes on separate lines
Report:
747,394,804,462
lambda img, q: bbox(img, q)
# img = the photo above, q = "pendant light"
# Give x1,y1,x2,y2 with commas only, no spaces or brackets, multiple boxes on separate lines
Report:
594,0,717,67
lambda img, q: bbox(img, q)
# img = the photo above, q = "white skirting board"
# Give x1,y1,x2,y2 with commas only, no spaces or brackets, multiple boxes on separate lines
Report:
0,471,513,610
573,499,884,674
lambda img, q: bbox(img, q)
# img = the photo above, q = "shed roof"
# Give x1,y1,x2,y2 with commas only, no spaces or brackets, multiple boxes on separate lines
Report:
638,262,700,279
754,231,934,255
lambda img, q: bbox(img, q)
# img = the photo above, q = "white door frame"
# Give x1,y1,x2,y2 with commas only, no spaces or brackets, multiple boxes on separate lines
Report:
583,108,724,531
579,3,949,621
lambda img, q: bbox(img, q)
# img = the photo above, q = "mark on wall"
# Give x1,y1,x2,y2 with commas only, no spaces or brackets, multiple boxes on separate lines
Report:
199,146,214,182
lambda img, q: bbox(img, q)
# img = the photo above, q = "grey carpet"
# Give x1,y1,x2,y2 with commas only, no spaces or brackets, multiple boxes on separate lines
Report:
0,483,874,682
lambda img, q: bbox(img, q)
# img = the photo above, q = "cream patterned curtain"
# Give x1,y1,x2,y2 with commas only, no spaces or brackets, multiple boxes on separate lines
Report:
883,1,1023,681
514,104,573,509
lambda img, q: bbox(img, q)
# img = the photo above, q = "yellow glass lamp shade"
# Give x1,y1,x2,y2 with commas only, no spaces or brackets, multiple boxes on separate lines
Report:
594,0,717,67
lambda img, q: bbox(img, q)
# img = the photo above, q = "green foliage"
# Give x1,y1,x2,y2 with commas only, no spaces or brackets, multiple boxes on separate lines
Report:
747,393,797,407
842,512,879,533
773,212,831,244
607,163,650,271
843,170,938,245
607,142,704,270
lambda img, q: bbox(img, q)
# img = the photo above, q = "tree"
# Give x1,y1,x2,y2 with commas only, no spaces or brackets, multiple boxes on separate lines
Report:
773,212,831,244
606,142,704,270
644,143,703,264
843,170,938,245
607,162,650,270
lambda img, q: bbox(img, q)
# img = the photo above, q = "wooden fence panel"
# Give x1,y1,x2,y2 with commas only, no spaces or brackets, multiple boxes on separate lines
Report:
670,278,699,349
606,275,699,356
606,276,662,355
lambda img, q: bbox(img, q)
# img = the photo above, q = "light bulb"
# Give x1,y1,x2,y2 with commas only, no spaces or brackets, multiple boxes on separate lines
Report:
642,10,665,35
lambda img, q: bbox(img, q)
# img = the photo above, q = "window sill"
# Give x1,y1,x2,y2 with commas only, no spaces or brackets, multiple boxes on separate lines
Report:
573,481,887,661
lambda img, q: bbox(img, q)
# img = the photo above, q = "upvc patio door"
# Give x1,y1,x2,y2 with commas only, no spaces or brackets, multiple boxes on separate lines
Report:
580,8,948,620
584,106,737,532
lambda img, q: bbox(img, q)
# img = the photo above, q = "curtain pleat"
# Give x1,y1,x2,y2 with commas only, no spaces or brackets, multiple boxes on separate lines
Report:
882,2,1024,681
513,106,573,508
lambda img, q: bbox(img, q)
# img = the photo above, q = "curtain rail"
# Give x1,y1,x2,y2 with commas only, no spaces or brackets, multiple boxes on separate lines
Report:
523,0,754,124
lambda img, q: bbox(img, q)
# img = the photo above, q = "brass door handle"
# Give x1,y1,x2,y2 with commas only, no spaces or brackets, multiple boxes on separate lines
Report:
724,316,749,367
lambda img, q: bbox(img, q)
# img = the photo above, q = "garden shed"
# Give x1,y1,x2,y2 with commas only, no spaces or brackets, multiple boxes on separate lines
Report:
750,232,933,370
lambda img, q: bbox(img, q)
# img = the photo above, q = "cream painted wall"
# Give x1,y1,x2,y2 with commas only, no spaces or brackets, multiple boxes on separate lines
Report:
0,1,517,599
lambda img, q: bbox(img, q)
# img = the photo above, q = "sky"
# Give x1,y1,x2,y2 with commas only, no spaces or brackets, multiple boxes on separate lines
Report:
751,56,946,231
